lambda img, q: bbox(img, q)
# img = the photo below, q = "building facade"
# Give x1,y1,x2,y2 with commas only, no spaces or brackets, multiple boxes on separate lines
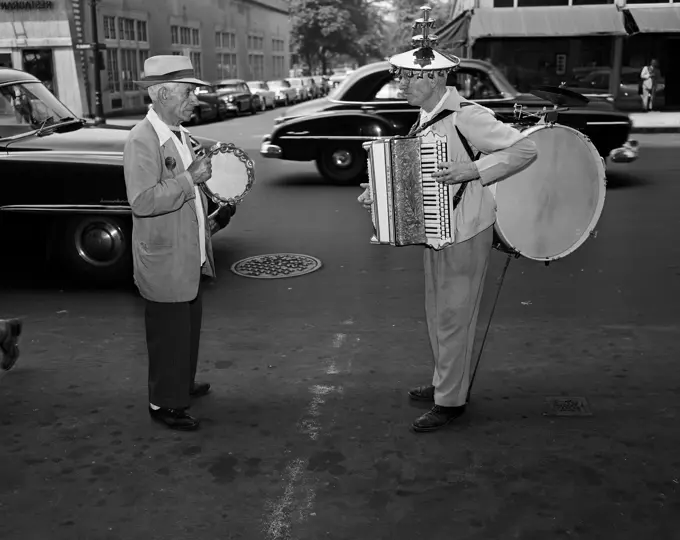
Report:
0,0,290,117
443,0,679,109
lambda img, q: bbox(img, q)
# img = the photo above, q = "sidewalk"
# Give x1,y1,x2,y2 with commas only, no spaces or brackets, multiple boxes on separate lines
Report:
99,111,680,133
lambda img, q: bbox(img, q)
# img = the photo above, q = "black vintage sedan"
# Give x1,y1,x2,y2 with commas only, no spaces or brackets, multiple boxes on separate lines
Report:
212,79,261,115
261,59,637,183
0,68,226,284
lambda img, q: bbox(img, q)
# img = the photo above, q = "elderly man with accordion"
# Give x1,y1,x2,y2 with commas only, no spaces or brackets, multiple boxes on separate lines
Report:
358,6,538,433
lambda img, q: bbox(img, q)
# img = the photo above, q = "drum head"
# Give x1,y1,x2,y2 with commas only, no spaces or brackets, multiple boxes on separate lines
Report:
494,124,606,261
204,144,254,205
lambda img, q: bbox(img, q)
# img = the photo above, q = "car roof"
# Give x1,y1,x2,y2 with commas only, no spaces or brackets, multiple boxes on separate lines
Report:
0,67,40,85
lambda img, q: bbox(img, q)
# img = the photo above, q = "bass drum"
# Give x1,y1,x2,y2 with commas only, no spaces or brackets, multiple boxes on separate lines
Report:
489,123,607,262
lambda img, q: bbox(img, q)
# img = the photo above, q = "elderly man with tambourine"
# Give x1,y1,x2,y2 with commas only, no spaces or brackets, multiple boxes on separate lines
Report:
123,55,235,431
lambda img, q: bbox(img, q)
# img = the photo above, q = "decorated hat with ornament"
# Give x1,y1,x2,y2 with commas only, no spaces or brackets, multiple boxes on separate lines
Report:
388,4,460,79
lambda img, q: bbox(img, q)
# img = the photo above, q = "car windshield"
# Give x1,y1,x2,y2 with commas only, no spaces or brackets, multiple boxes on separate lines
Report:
0,81,76,138
268,80,288,88
216,83,240,91
248,83,265,90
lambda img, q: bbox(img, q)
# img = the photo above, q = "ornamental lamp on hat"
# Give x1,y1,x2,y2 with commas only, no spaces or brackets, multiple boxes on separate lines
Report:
388,4,460,81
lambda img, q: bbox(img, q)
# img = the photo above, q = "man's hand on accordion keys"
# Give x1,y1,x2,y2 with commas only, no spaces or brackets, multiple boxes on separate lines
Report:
432,161,481,185
358,183,373,210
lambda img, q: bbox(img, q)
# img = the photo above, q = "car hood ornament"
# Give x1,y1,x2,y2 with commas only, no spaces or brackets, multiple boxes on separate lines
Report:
388,5,460,80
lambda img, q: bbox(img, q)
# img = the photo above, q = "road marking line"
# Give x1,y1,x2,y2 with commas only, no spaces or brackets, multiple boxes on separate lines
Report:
262,330,350,539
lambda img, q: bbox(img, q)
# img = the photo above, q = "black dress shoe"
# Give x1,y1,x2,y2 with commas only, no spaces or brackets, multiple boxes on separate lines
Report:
408,384,435,402
0,318,22,372
148,406,200,431
190,381,211,397
412,405,466,433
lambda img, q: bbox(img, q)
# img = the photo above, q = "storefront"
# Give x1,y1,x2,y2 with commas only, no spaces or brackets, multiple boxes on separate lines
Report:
0,0,290,118
0,0,86,117
438,2,680,109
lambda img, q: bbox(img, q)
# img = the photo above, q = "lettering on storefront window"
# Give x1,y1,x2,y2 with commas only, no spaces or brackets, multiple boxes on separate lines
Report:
0,0,54,10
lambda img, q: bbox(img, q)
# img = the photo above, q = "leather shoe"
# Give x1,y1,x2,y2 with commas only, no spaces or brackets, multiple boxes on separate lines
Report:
0,318,22,371
149,406,200,431
190,381,211,398
408,384,435,402
412,405,466,433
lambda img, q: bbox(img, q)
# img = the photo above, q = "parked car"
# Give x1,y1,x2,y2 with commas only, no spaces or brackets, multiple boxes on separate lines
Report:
286,77,310,101
246,81,276,110
213,79,261,115
565,67,665,111
261,59,637,184
267,79,298,106
313,76,331,96
0,67,228,284
192,84,229,123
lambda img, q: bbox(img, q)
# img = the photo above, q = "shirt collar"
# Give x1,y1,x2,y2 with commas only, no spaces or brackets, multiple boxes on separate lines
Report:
145,106,189,145
420,88,452,124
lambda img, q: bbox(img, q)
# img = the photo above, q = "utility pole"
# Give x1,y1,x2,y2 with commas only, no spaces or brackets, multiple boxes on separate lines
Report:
89,0,105,124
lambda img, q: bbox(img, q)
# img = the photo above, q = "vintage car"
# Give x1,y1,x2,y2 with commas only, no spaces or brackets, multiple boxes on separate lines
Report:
246,81,277,110
266,79,298,106
261,60,638,183
192,84,230,123
212,79,261,115
0,67,227,284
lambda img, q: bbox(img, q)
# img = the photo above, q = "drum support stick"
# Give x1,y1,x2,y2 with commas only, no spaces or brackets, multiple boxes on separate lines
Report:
466,253,513,404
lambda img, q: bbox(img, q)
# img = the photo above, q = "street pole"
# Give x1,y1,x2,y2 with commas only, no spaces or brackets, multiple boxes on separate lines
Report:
90,0,105,125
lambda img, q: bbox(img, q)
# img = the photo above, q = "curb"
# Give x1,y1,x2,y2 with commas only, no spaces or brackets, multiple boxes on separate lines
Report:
630,127,680,134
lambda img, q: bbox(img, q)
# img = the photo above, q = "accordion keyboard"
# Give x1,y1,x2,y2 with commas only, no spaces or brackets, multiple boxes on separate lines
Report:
420,134,450,241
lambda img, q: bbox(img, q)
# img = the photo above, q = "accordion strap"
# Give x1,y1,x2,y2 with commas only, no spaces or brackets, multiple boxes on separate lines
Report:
408,107,482,212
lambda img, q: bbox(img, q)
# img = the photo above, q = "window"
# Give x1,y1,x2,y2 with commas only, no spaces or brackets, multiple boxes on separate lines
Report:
103,16,116,39
273,56,285,78
139,49,149,70
171,26,179,44
192,28,200,46
450,70,502,100
181,27,191,45
120,49,139,91
216,31,237,50
248,54,264,79
106,48,120,92
516,0,568,6
190,52,202,79
272,38,285,52
217,53,238,78
136,20,147,42
248,34,264,50
374,79,402,100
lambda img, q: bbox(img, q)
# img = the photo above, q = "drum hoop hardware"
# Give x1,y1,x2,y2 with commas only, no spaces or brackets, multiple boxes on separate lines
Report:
200,142,255,207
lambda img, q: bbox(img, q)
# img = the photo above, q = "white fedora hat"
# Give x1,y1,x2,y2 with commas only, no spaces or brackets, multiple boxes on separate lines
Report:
134,55,209,88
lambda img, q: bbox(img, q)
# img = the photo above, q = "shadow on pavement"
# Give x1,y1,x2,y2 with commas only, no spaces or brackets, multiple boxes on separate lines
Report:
604,170,650,190
269,171,367,188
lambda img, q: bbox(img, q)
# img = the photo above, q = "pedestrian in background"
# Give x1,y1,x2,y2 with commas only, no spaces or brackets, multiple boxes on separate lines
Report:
124,55,233,431
640,59,659,112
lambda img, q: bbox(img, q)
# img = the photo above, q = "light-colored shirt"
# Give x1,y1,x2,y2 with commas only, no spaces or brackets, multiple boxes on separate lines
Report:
145,107,206,265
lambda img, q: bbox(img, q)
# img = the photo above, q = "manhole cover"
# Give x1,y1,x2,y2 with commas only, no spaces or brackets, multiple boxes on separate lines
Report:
543,397,593,417
231,253,323,279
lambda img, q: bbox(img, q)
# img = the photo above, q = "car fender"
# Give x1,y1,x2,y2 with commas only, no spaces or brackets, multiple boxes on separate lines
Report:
270,111,396,161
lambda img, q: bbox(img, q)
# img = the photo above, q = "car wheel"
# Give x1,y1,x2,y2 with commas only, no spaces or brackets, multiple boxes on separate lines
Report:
316,145,367,184
60,215,132,285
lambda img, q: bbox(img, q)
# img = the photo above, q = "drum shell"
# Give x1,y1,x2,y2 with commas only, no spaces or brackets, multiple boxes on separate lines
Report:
490,123,606,262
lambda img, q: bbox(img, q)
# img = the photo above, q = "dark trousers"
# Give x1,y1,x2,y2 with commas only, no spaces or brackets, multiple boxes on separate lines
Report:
144,287,202,410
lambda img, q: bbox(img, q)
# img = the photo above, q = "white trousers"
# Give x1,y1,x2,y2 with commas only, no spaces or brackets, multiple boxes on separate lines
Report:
424,225,493,407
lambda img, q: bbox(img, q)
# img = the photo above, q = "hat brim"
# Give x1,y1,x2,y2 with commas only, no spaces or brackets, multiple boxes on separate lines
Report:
134,76,210,89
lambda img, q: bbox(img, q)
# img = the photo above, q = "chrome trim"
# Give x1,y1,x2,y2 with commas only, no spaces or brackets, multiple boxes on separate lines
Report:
0,204,131,214
586,121,631,126
260,143,283,158
278,135,378,141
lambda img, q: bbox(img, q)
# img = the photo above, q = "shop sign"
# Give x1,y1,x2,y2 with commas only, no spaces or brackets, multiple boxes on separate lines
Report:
0,1,54,10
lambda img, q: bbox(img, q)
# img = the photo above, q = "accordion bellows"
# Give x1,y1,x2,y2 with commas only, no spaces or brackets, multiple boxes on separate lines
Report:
363,132,452,248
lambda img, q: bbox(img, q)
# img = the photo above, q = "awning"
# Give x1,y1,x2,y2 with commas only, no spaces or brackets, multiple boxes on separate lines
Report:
625,6,680,33
439,6,628,45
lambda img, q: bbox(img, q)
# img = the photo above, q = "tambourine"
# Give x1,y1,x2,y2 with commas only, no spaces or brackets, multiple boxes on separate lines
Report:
198,142,255,207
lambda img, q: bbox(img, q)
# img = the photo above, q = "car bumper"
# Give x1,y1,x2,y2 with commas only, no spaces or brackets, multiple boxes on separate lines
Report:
609,139,639,163
260,135,282,158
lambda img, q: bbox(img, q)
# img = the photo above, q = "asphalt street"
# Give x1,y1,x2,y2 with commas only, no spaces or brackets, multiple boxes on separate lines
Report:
1,110,679,540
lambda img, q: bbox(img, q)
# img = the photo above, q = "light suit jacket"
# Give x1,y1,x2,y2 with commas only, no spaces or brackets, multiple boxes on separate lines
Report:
421,87,538,247
123,118,215,303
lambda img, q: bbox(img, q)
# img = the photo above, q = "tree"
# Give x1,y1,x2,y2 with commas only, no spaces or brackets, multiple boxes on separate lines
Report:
288,0,389,73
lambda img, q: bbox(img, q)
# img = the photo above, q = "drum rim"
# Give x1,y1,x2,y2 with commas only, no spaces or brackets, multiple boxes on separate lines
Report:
202,142,255,206
494,123,607,262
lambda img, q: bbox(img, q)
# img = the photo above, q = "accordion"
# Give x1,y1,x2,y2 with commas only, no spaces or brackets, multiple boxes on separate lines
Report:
363,131,453,248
